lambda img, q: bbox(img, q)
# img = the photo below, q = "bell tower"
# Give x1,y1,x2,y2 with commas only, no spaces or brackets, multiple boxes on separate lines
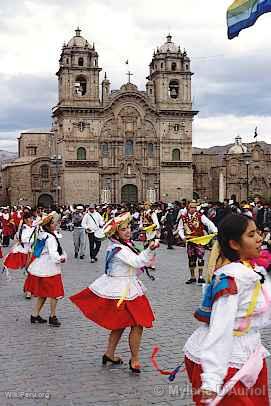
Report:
146,34,192,110
56,27,102,107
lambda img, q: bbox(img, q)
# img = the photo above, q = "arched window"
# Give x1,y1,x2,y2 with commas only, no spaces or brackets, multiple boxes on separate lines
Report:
125,140,133,157
78,57,84,66
101,143,109,156
77,147,86,160
148,143,154,157
161,63,164,69
172,148,180,161
171,62,177,71
169,80,179,99
40,165,49,179
74,75,87,96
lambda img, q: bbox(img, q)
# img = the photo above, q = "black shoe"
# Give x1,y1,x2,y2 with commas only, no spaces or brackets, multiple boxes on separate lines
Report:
102,354,123,365
80,255,84,259
94,257,98,262
197,277,206,285
167,246,174,249
90,258,95,263
185,278,197,285
49,316,61,327
129,359,141,374
31,315,47,324
74,253,78,258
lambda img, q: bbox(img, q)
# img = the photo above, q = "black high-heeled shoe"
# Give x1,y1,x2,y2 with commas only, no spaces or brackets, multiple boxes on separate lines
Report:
129,359,141,373
102,354,123,365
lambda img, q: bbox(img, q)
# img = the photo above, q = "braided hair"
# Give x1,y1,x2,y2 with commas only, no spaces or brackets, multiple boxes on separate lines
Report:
42,219,63,255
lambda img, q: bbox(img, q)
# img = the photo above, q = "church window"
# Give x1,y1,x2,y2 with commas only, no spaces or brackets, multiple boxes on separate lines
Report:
125,140,134,157
27,146,37,156
94,59,97,66
186,64,189,70
150,88,153,95
75,75,87,96
78,57,84,66
66,58,69,64
172,148,180,161
148,143,154,157
40,165,49,179
169,80,179,99
161,63,163,69
174,124,180,131
77,147,86,160
172,62,177,71
101,143,109,156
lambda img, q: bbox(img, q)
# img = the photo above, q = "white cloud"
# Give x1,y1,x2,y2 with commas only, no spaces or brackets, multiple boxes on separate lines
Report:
0,0,271,150
194,115,271,148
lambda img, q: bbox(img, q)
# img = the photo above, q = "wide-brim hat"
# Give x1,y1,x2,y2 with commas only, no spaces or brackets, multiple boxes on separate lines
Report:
76,205,84,210
103,212,132,238
39,211,59,227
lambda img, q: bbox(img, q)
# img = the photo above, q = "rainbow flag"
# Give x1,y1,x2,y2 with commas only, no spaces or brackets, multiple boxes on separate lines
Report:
227,0,271,39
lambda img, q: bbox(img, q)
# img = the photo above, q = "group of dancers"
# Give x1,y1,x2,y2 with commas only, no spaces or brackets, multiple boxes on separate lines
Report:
2,204,271,404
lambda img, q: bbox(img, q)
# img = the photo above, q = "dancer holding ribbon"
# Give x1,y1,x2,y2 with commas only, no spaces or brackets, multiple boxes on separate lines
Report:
183,213,271,405
178,200,217,285
70,212,159,373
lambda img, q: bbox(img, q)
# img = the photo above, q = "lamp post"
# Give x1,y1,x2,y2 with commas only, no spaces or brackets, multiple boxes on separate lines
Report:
51,154,62,206
245,161,250,201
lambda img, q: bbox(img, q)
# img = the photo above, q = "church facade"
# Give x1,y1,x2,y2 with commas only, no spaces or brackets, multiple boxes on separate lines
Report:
2,29,196,207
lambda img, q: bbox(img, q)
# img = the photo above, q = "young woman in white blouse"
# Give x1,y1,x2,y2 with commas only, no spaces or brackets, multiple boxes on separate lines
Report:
184,213,270,405
24,214,66,327
70,212,159,373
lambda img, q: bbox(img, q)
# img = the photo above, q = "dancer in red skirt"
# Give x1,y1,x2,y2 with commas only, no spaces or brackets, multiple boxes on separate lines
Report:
4,212,33,270
24,213,66,327
184,214,270,405
3,212,33,298
70,212,159,373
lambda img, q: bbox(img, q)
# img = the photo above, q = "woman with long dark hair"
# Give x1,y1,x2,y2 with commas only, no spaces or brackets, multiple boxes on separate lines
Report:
184,213,270,405
70,212,159,373
24,214,66,326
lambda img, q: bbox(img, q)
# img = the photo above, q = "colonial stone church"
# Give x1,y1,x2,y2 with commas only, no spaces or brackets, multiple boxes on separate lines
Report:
2,29,196,207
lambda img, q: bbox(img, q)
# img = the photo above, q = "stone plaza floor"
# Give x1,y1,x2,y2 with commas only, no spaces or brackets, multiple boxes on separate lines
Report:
0,231,270,406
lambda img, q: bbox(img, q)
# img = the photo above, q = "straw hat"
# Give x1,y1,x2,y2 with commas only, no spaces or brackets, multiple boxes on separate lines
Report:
103,212,132,238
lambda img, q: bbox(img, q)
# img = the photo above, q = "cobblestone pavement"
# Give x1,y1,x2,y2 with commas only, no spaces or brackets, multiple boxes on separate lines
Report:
0,232,270,406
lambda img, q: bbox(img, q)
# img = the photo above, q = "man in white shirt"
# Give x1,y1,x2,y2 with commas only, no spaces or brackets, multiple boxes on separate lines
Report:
82,204,104,263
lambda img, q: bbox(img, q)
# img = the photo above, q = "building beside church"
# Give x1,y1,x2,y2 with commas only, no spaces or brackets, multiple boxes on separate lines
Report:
193,136,271,202
2,29,197,207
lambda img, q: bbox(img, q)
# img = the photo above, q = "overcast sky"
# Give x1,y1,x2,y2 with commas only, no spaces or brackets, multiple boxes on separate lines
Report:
1,0,270,152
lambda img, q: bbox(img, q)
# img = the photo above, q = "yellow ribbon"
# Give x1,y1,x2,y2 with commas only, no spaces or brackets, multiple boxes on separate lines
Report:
233,280,261,336
143,224,157,233
188,233,217,245
117,267,132,308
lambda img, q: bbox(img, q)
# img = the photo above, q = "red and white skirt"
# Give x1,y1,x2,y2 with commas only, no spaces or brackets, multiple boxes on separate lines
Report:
4,252,28,270
24,274,64,299
185,356,269,405
69,288,155,330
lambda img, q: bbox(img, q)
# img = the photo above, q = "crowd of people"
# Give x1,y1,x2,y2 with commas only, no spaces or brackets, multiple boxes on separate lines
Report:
1,196,271,404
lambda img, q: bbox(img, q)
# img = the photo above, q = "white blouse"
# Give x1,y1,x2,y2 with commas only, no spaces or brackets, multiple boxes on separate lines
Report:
28,232,66,277
12,225,33,254
90,242,154,300
184,262,271,393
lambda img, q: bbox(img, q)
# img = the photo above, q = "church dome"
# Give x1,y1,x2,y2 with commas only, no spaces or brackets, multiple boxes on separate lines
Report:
67,27,89,48
159,34,179,53
228,135,248,154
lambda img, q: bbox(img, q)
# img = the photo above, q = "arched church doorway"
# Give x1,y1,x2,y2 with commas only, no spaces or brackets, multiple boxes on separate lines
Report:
121,184,138,203
38,194,54,208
